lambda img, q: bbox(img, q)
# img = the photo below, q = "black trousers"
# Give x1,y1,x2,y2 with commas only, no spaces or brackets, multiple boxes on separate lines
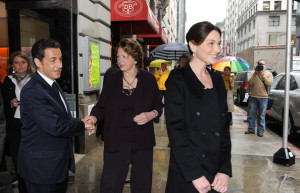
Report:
165,169,217,193
7,118,27,193
100,143,153,193
24,178,68,193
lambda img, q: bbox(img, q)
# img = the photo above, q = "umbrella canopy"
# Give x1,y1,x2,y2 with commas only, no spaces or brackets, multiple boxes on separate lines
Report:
212,56,250,72
150,42,189,60
150,59,172,68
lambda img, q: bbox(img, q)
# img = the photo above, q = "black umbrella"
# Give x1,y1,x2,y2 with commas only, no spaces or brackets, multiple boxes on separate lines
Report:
150,42,189,60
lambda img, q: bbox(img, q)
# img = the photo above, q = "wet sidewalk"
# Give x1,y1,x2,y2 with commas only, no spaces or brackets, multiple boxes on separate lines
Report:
13,106,300,193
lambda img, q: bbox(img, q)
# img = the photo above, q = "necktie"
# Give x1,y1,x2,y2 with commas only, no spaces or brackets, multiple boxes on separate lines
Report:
52,82,67,112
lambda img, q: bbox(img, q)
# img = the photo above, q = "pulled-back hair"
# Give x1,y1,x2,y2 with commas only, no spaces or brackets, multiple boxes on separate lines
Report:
186,21,221,55
7,51,35,76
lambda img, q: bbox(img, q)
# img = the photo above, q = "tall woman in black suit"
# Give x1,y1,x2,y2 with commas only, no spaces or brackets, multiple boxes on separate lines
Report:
2,51,35,193
165,21,232,193
90,38,163,193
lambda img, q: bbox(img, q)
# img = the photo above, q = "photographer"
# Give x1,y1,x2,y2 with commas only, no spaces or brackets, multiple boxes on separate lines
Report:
245,60,273,137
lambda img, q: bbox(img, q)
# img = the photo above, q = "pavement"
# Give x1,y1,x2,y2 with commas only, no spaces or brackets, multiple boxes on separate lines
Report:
13,106,300,193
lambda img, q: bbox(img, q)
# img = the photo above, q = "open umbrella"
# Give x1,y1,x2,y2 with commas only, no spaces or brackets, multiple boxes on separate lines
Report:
212,56,250,72
150,42,189,60
150,59,172,68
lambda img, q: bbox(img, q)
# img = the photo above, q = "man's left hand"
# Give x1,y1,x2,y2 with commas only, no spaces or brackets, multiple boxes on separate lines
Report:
211,173,229,193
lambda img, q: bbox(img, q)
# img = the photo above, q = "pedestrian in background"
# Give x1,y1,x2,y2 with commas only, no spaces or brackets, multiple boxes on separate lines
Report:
18,39,95,193
89,38,163,193
245,59,273,137
175,54,189,68
165,21,232,193
154,62,170,101
222,66,234,125
2,51,35,193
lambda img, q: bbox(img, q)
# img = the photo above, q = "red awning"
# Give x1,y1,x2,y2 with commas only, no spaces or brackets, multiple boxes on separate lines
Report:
111,0,160,35
137,25,168,45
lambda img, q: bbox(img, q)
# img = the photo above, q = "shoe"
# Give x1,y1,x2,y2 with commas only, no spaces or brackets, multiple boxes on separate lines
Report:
257,132,264,137
244,130,255,134
244,119,249,122
229,121,233,125
125,178,131,183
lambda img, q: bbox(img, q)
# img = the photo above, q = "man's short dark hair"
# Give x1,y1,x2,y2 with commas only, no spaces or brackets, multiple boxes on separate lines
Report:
31,39,61,64
179,55,189,61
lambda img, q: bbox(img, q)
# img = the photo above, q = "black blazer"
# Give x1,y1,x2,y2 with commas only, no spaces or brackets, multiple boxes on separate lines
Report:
18,72,85,184
2,76,17,123
90,69,163,152
165,63,232,183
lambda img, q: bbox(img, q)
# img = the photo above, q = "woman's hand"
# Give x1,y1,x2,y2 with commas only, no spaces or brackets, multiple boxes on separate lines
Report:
211,173,229,193
11,98,20,108
192,176,211,193
133,111,155,125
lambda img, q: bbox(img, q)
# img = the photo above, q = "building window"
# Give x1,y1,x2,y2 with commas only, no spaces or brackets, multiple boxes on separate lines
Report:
269,16,280,26
274,1,281,10
249,23,251,32
245,26,246,35
292,16,296,26
241,29,243,37
269,34,278,46
263,1,270,11
253,19,255,29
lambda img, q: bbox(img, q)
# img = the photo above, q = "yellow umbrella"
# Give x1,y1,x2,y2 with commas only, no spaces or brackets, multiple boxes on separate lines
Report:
150,59,172,68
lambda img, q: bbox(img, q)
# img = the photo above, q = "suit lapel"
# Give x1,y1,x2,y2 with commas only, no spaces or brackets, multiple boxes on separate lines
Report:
33,73,70,117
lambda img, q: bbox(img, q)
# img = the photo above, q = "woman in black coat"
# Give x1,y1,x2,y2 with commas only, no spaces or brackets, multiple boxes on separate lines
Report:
89,38,163,193
2,51,35,193
165,21,232,193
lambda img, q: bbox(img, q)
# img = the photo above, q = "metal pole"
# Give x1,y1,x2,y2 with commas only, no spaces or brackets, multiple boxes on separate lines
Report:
283,0,292,149
70,0,75,117
273,0,295,166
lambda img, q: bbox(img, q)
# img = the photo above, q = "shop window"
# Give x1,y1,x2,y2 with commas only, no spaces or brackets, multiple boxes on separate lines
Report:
292,16,296,26
263,1,270,11
274,1,281,10
269,16,280,26
0,1,8,83
269,34,278,46
20,14,50,57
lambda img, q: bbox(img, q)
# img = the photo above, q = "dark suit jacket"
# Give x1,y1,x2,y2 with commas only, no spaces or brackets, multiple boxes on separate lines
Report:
18,72,85,184
165,63,232,183
90,69,163,152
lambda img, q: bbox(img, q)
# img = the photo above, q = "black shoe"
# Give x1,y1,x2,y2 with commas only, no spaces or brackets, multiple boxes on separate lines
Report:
257,132,264,137
125,178,131,183
229,121,233,125
244,119,249,122
244,131,255,134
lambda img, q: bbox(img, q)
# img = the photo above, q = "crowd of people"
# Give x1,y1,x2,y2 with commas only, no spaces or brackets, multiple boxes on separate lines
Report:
0,20,274,193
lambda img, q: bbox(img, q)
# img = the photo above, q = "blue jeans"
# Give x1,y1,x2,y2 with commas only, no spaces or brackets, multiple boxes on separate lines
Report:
248,97,268,133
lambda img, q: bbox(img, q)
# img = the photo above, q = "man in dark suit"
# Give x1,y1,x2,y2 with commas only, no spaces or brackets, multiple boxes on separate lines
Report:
18,39,95,193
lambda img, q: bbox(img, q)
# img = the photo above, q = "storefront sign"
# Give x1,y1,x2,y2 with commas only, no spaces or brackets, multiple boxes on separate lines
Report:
82,37,100,92
293,56,300,71
0,47,9,83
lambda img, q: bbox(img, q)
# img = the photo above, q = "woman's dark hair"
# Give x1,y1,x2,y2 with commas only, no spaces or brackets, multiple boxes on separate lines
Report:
31,39,61,64
7,51,35,76
186,21,221,54
116,38,144,67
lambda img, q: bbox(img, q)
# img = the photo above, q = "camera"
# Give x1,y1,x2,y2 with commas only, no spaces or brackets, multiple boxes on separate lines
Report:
255,62,264,72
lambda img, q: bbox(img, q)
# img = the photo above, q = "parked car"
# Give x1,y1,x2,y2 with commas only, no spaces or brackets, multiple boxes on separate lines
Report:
233,69,277,105
266,71,300,137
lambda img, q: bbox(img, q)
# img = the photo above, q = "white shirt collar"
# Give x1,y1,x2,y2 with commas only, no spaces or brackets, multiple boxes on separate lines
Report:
37,70,55,86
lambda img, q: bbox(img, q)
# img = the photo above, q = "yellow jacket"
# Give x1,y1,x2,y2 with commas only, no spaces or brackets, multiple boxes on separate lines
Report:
154,68,170,90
